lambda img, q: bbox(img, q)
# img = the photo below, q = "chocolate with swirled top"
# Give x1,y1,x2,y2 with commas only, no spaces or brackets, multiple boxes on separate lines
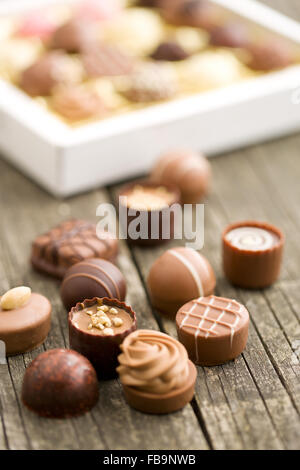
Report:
31,219,118,279
117,329,197,414
223,221,284,288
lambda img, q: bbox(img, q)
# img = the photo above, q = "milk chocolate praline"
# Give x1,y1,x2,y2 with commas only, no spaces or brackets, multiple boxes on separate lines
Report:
159,0,221,31
209,23,250,49
151,150,212,204
0,289,51,356
117,329,196,414
147,247,216,317
246,40,294,71
50,18,95,53
176,295,249,366
61,258,126,311
69,297,137,379
31,219,118,279
222,221,284,289
118,180,180,247
22,349,99,418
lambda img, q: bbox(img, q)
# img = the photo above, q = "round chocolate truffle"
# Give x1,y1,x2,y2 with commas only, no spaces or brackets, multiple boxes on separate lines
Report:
151,150,212,204
147,246,216,317
118,180,180,246
150,41,189,61
222,221,284,289
61,258,126,311
176,295,249,365
160,0,221,31
22,349,99,418
209,22,250,49
19,51,83,97
69,297,137,379
117,329,197,414
246,40,293,71
0,287,51,356
51,18,95,53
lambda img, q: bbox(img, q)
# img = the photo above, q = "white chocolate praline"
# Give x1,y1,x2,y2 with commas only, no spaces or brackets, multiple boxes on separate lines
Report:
100,8,164,56
226,226,279,252
178,50,244,92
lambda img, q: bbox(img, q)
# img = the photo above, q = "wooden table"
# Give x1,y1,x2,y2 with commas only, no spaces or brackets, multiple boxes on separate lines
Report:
0,0,300,451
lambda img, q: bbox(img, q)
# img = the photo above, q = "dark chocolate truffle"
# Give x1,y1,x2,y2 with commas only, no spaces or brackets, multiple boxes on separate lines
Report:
52,85,107,121
222,221,284,288
19,51,82,97
22,349,99,418
31,219,118,279
0,287,51,356
246,40,293,71
117,329,196,414
118,180,180,246
176,295,249,365
147,246,216,317
51,18,95,53
69,297,137,379
151,41,189,61
151,150,212,204
61,258,126,311
209,22,250,48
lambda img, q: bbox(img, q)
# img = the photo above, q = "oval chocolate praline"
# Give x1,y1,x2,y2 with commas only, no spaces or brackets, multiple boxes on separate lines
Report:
69,297,137,379
60,258,126,311
22,349,99,418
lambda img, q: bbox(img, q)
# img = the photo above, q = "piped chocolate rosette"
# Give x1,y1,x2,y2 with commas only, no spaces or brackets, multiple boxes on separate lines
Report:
117,329,196,414
223,221,284,289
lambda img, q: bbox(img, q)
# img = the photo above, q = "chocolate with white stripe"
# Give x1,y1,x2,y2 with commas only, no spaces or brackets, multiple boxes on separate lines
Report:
61,258,126,311
31,219,118,279
147,246,215,317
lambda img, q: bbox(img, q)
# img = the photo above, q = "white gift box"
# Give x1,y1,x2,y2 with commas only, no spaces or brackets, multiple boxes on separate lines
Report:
0,0,300,197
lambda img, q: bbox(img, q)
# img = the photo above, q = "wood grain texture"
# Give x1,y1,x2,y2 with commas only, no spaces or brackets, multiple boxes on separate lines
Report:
0,0,299,451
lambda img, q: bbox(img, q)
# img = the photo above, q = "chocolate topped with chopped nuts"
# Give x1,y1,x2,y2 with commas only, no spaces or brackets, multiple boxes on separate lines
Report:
69,297,137,379
71,301,133,337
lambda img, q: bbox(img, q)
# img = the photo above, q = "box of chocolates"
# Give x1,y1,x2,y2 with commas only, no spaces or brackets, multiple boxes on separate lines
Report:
0,0,300,196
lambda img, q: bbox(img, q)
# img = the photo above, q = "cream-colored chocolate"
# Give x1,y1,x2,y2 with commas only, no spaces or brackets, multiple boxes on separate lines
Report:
117,329,190,394
124,185,177,210
71,302,133,336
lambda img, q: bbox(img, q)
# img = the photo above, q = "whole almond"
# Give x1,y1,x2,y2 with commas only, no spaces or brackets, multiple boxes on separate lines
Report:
0,286,32,310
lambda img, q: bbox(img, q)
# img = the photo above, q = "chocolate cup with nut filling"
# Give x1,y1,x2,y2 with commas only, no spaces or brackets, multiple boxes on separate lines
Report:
69,297,137,379
118,180,180,247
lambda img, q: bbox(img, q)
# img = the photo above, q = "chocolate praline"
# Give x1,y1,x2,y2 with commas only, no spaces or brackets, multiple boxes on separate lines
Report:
151,150,212,204
117,329,197,414
61,258,126,311
19,51,82,97
50,18,95,53
31,219,118,279
222,221,284,289
150,41,189,61
246,40,294,71
69,297,137,379
0,291,51,356
176,295,249,366
147,246,216,317
160,0,221,31
118,180,180,246
52,85,106,121
209,22,250,49
22,349,99,418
